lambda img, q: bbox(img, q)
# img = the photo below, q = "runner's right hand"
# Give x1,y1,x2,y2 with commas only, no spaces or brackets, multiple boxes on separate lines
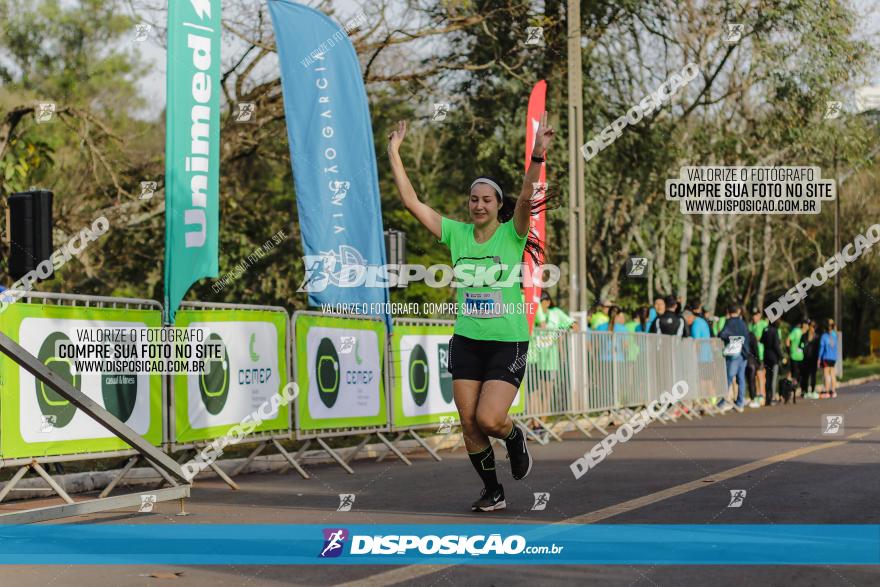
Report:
387,120,407,154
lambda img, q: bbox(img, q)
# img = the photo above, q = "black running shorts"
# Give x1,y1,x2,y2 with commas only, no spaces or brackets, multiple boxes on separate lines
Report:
447,334,529,388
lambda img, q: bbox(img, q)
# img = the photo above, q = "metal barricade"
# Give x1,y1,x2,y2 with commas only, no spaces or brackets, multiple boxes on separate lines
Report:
0,291,189,519
582,331,621,412
382,317,456,462
694,338,727,401
168,301,300,487
291,310,407,473
527,328,731,432
0,292,165,470
523,327,574,418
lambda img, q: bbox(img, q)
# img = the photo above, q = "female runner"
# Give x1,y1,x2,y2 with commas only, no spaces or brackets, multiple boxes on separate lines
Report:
387,113,555,511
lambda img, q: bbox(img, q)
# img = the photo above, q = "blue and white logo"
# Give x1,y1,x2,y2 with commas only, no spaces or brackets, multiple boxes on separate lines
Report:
319,528,349,558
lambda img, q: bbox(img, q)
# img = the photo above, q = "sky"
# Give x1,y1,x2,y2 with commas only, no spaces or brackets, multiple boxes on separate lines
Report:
120,0,880,121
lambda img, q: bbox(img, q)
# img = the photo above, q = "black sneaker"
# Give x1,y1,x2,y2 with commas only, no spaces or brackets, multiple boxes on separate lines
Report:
506,424,533,480
471,485,505,512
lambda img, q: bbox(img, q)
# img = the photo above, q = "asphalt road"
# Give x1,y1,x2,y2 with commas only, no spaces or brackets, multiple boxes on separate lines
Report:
7,380,880,586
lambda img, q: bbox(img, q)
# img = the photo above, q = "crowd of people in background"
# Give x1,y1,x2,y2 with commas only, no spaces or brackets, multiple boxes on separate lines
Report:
538,292,841,413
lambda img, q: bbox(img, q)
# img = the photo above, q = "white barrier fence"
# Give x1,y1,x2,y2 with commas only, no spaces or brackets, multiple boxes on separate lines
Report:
523,330,728,437
0,297,735,509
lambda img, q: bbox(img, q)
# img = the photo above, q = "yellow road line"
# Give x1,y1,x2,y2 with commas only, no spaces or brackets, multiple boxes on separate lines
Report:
335,425,880,586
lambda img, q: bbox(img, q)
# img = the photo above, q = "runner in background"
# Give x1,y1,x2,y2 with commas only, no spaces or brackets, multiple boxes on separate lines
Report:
786,319,805,397
750,308,769,399
653,295,686,337
648,296,665,332
718,304,749,412
530,291,577,420
800,320,820,399
535,291,577,332
819,319,839,399
745,328,761,408
711,310,727,337
684,307,710,339
625,307,649,332
589,300,612,330
761,318,784,406
684,307,713,400
386,113,555,512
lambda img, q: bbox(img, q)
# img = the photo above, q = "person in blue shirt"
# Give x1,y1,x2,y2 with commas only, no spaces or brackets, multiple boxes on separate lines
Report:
684,308,710,338
718,304,750,411
685,307,714,377
629,306,651,332
594,306,627,364
595,306,627,333
818,318,839,398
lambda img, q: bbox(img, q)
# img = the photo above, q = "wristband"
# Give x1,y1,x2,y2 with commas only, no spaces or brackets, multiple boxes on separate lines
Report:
531,154,545,163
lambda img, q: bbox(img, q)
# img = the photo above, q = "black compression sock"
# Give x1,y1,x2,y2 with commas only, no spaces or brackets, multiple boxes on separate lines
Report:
468,445,499,491
504,423,520,444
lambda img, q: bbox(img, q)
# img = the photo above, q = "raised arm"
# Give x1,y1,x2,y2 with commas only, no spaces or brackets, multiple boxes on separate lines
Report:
515,111,555,238
387,120,442,239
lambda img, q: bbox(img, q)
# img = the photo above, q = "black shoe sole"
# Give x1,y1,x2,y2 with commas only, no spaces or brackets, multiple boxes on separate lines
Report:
511,425,533,480
474,500,506,512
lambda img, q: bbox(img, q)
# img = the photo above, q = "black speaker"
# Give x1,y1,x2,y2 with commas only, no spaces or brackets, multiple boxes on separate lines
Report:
383,229,407,288
7,190,53,280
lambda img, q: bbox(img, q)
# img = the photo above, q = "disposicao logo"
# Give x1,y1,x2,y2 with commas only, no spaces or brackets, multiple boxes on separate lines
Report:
316,337,340,408
36,332,79,428
199,333,230,415
317,531,563,557
409,344,429,406
319,528,348,558
348,533,529,555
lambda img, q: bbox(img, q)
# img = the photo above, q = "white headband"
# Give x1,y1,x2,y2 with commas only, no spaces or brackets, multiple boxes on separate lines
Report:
470,178,503,199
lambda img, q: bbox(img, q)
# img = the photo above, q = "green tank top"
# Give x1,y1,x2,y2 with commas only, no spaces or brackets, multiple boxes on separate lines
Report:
439,217,529,342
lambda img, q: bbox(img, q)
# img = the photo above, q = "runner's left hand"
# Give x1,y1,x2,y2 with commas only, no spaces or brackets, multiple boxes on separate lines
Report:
534,111,555,154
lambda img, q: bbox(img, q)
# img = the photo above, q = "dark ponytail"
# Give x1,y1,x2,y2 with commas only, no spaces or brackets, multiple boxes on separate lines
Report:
496,183,557,266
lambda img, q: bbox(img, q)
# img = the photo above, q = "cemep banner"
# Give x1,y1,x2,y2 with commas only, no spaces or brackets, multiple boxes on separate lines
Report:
268,1,390,326
293,313,386,432
171,309,290,444
390,323,457,428
164,0,221,323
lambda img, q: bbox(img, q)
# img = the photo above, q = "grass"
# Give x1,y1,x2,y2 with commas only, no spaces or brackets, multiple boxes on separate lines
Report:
841,355,880,382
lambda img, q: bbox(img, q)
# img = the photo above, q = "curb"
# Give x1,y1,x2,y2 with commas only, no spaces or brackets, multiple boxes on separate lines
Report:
1,383,873,503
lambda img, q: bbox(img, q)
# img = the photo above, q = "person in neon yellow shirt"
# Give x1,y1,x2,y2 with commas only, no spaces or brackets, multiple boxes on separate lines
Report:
589,300,611,330
387,112,556,513
786,320,804,396
749,308,769,399
530,291,576,414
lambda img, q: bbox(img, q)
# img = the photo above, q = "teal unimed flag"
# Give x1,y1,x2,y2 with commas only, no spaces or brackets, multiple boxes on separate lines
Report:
268,0,391,329
164,0,221,323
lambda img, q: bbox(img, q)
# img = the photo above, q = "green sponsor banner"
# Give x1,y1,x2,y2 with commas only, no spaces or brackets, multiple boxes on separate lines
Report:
391,324,524,424
511,367,526,414
0,303,163,458
391,324,457,427
294,314,386,431
164,0,221,323
172,309,289,443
